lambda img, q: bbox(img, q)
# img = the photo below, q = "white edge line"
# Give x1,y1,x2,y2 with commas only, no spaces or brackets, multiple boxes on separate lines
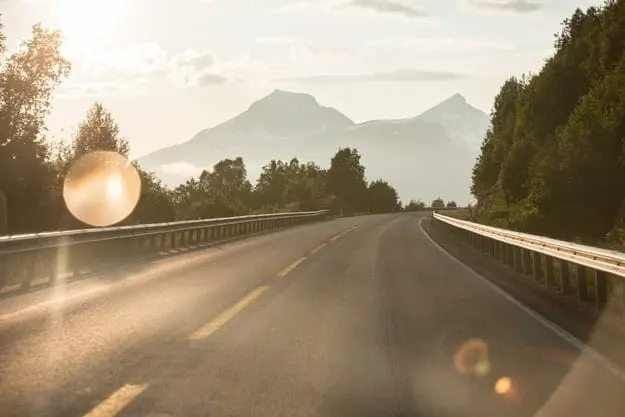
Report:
419,218,625,382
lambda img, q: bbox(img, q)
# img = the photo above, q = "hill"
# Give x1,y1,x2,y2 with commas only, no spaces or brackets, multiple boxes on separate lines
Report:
139,90,489,203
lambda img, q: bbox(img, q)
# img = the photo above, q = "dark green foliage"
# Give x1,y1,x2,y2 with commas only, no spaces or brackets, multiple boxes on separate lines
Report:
327,147,368,215
472,0,625,245
367,180,400,214
446,201,457,208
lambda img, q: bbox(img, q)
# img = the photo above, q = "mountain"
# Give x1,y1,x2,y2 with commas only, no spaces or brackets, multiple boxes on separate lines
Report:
139,90,489,204
415,93,490,150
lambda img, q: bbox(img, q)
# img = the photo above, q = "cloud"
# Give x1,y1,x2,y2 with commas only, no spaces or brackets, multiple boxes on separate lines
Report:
170,49,232,87
197,73,228,86
159,162,204,178
275,0,429,19
346,0,427,18
62,44,231,97
367,37,514,51
465,0,542,13
282,68,465,84
176,51,215,71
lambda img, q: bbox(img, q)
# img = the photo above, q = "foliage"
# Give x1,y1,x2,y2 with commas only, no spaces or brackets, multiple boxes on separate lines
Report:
446,201,457,208
367,180,400,214
327,147,368,215
71,102,130,160
0,21,414,234
431,198,445,209
0,23,70,233
404,199,426,211
471,0,625,245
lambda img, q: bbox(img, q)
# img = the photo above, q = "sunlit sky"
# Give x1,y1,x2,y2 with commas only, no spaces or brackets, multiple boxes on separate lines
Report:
1,0,599,158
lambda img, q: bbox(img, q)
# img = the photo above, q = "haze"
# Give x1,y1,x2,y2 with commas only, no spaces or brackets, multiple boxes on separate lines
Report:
0,0,600,202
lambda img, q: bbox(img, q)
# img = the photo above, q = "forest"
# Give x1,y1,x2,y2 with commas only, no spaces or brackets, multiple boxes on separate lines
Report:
0,21,406,235
471,0,625,247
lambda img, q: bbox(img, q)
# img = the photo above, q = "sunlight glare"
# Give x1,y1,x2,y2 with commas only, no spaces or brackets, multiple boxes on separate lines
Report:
106,174,124,202
58,0,124,56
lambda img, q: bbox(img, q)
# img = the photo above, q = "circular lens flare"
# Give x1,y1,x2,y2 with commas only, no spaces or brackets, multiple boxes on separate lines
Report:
63,151,141,227
495,376,512,395
453,338,491,376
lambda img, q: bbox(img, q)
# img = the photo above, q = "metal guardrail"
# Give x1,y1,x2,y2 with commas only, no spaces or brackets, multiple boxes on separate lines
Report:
433,212,625,313
0,210,329,293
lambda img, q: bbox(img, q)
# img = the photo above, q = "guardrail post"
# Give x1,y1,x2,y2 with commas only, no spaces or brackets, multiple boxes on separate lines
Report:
523,249,532,275
560,261,572,295
170,232,176,250
577,265,590,303
595,270,608,310
513,247,523,273
532,252,543,284
545,256,555,290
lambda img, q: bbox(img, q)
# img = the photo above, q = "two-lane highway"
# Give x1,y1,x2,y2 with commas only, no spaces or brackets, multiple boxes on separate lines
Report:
1,213,625,416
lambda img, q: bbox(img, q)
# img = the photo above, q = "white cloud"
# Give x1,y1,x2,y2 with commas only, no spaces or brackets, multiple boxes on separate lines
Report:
61,43,232,96
463,0,543,13
275,0,431,19
160,162,204,178
367,37,514,51
282,68,466,84
345,0,428,18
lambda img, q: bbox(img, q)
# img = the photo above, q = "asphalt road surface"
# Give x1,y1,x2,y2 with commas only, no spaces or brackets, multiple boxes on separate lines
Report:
1,213,625,417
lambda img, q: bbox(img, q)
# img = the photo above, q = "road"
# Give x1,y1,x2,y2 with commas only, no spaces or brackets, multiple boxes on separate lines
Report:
1,213,625,417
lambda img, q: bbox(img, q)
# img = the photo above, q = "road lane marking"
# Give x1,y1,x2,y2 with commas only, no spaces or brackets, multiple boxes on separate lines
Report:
418,218,625,382
83,383,148,417
311,242,327,254
190,286,268,340
277,257,307,277
329,234,342,242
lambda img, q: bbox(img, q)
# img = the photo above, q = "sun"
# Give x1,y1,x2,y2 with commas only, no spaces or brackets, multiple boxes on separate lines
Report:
57,0,125,57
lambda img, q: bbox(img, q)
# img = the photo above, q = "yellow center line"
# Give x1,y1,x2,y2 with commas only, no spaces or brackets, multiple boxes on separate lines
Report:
190,286,269,340
329,234,342,242
311,242,327,254
83,383,148,417
277,257,307,277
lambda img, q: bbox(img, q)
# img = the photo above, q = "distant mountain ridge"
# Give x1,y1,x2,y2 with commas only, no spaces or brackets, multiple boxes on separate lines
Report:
139,90,490,203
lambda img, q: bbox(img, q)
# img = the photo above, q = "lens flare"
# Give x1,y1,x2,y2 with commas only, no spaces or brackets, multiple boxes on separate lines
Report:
453,338,491,376
63,151,141,227
495,376,512,395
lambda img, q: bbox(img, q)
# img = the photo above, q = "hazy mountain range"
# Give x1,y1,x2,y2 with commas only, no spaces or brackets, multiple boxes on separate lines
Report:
139,90,490,204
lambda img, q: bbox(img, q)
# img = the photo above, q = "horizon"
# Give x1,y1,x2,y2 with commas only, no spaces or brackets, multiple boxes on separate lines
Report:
0,0,599,158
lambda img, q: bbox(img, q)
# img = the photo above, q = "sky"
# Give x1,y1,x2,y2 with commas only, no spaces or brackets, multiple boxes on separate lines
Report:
0,0,601,158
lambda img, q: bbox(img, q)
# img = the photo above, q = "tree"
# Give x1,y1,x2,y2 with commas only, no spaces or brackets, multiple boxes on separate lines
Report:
71,102,129,161
327,147,367,215
367,180,400,214
125,169,175,224
446,201,458,208
173,157,252,220
0,23,71,233
404,199,426,211
431,198,445,209
470,0,625,243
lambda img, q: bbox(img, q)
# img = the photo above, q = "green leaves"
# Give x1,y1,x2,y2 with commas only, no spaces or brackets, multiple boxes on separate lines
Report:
472,0,625,244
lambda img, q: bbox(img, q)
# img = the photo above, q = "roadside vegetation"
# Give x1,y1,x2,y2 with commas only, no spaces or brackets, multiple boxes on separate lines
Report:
0,20,407,235
471,0,625,247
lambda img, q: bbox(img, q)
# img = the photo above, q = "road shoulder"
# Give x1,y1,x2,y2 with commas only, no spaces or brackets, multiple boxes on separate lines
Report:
421,217,625,373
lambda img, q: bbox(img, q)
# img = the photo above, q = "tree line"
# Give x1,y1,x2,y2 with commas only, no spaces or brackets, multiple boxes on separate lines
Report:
0,21,404,235
471,0,625,247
